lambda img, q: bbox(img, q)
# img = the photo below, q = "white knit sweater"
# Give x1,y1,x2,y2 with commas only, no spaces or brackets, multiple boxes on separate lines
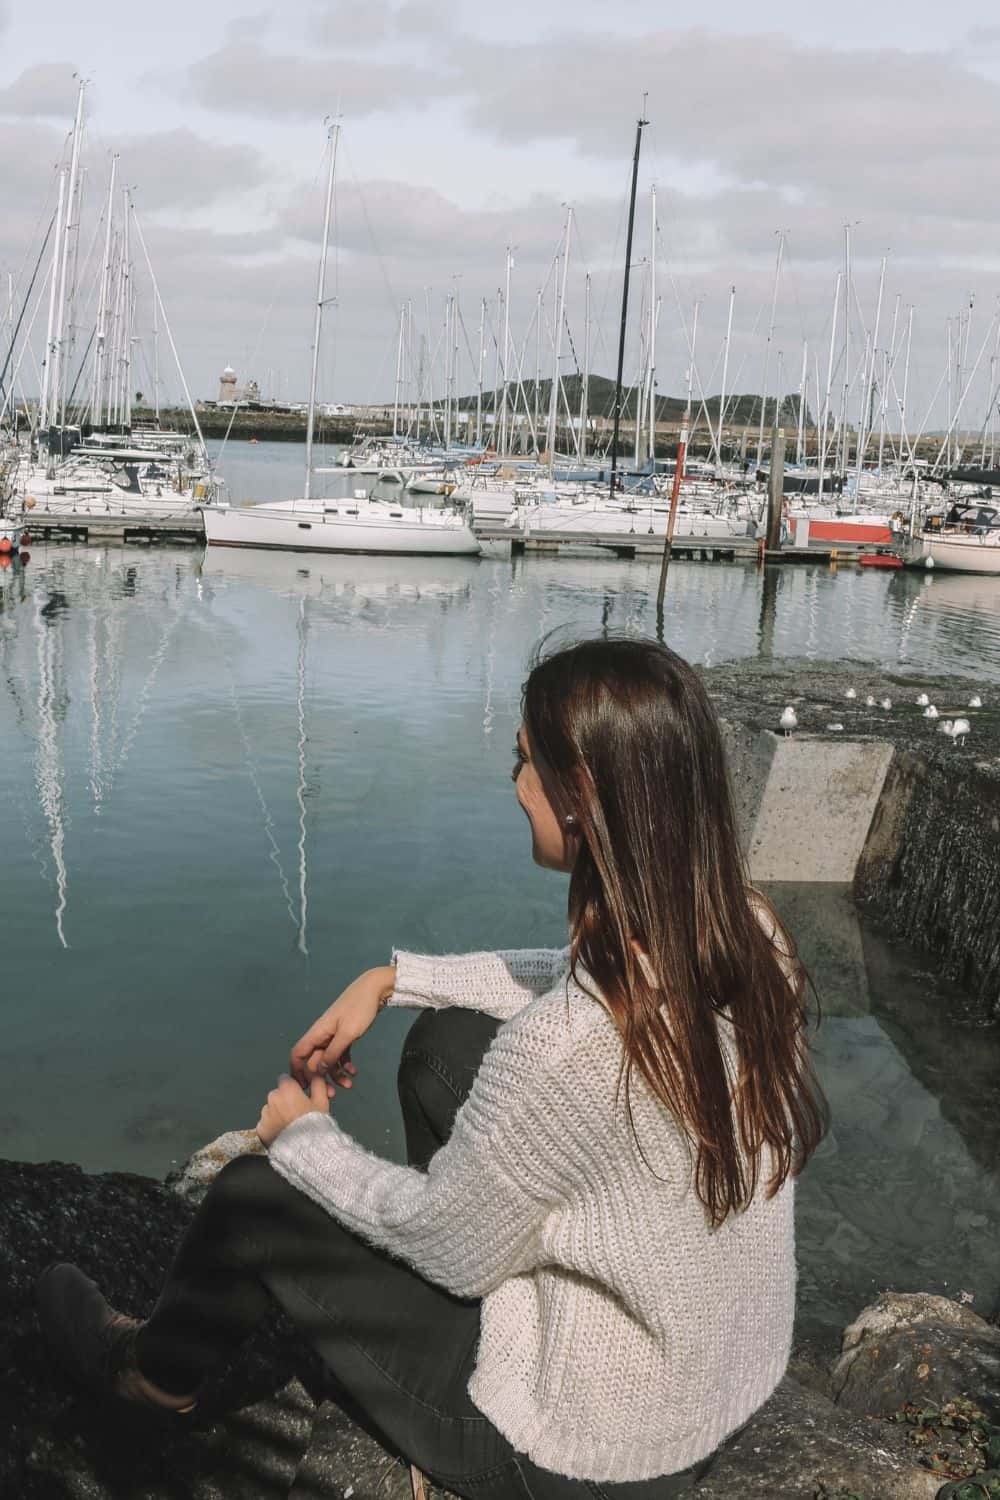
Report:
269,948,795,1481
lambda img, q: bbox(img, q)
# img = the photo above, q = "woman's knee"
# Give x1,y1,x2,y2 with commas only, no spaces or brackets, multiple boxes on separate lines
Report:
398,1008,499,1103
202,1150,282,1217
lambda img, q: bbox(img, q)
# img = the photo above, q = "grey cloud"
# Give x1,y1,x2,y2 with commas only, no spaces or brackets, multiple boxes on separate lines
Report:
308,0,454,49
309,0,392,49
116,128,268,210
183,40,446,118
395,0,457,37
965,24,1000,51
447,29,1000,227
0,63,80,118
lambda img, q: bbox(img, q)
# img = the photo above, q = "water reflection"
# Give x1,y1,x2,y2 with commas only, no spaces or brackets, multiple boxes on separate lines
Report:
766,883,1000,1341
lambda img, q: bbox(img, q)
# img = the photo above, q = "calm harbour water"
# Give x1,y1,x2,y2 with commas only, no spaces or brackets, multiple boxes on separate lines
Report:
1,439,998,1342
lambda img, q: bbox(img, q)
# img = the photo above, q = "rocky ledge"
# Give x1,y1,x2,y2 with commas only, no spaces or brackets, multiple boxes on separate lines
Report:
3,1137,1000,1499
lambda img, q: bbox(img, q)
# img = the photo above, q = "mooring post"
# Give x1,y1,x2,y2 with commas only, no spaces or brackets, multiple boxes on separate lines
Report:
766,426,786,552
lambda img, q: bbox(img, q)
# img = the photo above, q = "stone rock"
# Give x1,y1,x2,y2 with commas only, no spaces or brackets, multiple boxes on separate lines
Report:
692,1377,941,1500
0,1156,338,1498
832,1290,1000,1423
7,1154,997,1500
166,1127,266,1207
288,1400,412,1499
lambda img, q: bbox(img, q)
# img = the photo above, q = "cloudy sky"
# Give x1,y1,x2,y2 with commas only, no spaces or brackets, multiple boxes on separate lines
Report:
2,0,1000,432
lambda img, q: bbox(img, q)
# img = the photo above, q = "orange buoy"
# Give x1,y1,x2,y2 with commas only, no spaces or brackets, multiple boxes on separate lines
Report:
0,537,14,554
0,555,11,570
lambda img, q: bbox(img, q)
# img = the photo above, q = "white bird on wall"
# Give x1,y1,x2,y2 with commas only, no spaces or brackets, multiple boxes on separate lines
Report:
865,695,877,707
916,693,930,707
880,698,893,710
845,688,857,700
939,720,954,737
969,695,983,708
779,706,798,737
952,717,971,744
923,705,939,719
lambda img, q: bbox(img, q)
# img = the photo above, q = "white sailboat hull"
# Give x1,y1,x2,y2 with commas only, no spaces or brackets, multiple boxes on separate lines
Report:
922,533,1000,575
203,501,481,556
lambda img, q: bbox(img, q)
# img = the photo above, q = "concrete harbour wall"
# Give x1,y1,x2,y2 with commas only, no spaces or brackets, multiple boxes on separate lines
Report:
706,657,1000,1016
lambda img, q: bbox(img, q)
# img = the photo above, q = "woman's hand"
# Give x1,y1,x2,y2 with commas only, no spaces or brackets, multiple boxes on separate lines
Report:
289,965,396,1092
256,1074,329,1148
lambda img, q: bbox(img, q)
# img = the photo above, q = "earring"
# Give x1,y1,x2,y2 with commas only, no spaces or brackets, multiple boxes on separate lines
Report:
564,814,577,829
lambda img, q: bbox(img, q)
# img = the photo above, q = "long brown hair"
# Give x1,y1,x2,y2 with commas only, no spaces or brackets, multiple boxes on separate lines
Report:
523,636,827,1226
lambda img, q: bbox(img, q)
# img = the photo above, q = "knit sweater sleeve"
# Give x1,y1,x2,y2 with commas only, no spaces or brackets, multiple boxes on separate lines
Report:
268,1021,553,1297
387,945,569,1019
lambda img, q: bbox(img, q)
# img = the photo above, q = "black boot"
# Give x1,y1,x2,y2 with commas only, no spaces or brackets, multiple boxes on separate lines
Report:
36,1263,198,1413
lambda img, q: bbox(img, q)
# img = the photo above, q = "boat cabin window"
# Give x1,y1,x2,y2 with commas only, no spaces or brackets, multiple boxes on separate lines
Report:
297,522,312,530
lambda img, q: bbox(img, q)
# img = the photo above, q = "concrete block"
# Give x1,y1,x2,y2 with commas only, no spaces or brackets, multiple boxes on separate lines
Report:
726,728,894,883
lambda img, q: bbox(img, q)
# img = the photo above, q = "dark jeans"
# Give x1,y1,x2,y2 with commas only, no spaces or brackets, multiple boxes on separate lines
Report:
135,1010,711,1498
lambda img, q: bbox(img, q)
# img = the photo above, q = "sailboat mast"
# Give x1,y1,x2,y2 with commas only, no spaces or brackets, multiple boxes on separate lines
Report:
121,188,133,432
796,340,808,467
579,272,590,461
856,253,886,490
546,207,572,476
393,305,405,439
756,229,784,466
40,169,67,436
476,296,485,448
609,111,647,501
52,78,86,434
717,284,734,473
500,246,512,456
92,154,118,428
818,271,842,504
303,121,339,504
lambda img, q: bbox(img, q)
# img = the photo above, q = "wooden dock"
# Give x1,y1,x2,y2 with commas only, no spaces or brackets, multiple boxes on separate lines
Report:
24,510,205,545
476,525,862,565
22,511,863,567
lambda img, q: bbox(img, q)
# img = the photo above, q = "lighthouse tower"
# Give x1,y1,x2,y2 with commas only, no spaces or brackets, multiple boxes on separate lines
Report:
218,365,238,405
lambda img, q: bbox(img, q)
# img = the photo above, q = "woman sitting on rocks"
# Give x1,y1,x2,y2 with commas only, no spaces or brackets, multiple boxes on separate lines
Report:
38,637,827,1498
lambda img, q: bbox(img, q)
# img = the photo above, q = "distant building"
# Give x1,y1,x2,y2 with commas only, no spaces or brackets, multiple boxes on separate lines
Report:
216,367,262,407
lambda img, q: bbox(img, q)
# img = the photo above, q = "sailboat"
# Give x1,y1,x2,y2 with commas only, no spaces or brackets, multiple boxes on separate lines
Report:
203,123,480,559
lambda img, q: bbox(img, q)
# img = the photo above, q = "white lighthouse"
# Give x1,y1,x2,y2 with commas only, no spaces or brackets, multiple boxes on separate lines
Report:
218,365,238,405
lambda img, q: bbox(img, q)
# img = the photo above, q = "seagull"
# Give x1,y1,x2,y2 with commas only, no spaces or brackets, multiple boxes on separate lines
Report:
923,705,939,719
939,720,955,737
880,698,893,710
845,688,857,700
969,695,983,708
916,693,930,707
779,706,798,737
865,695,877,708
952,716,971,744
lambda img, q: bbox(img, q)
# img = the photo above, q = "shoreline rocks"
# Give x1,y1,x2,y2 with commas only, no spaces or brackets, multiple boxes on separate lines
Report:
4,1145,1000,1498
